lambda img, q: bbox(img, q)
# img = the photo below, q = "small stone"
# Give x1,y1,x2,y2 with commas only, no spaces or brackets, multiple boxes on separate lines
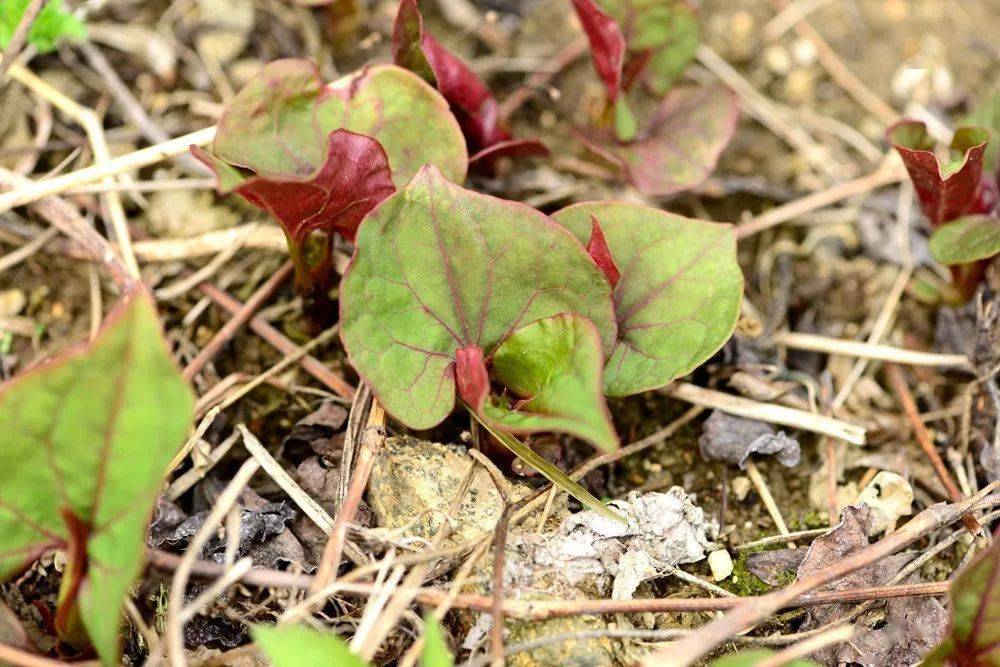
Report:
857,471,913,535
0,289,26,318
708,549,734,582
763,45,792,76
784,68,816,104
791,38,817,66
731,476,752,501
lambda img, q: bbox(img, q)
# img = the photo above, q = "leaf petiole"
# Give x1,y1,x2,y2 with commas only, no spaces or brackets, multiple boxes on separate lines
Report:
466,405,627,525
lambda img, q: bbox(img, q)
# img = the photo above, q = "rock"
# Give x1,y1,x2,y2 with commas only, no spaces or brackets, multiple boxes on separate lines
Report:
367,437,537,548
708,549,733,581
0,289,26,318
506,489,715,598
731,476,752,501
857,471,913,535
763,45,792,76
699,411,800,470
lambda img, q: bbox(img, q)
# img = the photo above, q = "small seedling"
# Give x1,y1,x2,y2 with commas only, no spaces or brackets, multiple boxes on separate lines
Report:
0,0,85,53
192,59,467,332
0,291,193,665
339,169,741,516
887,119,998,302
572,0,738,195
392,0,547,168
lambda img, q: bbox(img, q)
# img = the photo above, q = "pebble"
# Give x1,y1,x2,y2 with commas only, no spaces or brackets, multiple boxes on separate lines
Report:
708,549,734,582
0,289,26,318
731,475,752,502
763,45,792,76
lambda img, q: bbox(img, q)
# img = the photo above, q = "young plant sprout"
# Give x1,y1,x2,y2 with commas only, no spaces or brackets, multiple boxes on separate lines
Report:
570,0,738,196
887,119,998,302
192,59,467,332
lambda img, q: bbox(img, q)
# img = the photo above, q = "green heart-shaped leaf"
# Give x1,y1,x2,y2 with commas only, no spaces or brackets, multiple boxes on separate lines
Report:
209,59,467,189
552,201,742,397
598,0,699,94
484,313,619,452
929,214,1000,266
253,624,366,667
340,166,616,429
0,292,193,665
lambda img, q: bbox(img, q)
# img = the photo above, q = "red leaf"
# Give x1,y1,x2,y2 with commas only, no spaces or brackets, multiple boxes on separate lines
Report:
571,0,626,102
886,120,992,226
193,129,395,243
586,214,620,288
468,138,549,172
455,345,490,413
393,0,508,151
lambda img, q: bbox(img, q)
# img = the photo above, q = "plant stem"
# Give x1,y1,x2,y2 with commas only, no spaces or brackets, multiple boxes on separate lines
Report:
466,406,626,524
285,233,336,334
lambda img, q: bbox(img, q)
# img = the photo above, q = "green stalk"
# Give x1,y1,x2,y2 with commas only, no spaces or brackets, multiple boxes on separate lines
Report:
467,407,627,525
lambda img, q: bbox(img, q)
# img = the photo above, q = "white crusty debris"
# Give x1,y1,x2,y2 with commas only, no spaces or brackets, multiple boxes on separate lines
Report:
507,488,716,600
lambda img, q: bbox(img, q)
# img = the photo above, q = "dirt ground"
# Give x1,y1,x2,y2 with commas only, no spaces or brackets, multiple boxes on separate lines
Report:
1,0,998,664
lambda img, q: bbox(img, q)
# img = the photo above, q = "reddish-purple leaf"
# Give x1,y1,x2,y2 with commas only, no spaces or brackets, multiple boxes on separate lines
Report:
467,138,549,172
586,214,620,288
393,0,509,151
886,120,992,226
572,0,626,102
455,345,490,413
193,130,395,243
579,84,739,196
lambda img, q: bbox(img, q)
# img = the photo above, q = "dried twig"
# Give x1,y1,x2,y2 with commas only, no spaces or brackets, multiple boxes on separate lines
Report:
199,283,355,398
885,363,980,534
8,63,139,278
771,331,971,368
147,548,955,618
668,382,865,444
182,261,293,381
0,126,216,213
311,400,386,592
736,167,905,239
769,0,899,125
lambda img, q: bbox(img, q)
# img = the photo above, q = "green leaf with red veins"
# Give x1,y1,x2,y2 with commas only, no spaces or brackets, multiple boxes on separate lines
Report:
923,538,1000,666
596,0,699,94
484,313,619,452
552,201,742,397
929,214,1000,266
340,166,616,430
579,85,739,196
0,291,193,665
214,60,465,185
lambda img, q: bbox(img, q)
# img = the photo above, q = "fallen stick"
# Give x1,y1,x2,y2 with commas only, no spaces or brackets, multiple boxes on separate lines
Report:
145,548,952,619
771,331,970,368
0,126,216,213
736,168,905,239
667,382,866,445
